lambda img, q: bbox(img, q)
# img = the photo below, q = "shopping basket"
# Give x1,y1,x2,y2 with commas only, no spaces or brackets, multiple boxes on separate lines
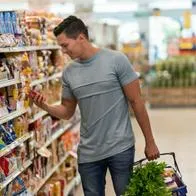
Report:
134,152,187,196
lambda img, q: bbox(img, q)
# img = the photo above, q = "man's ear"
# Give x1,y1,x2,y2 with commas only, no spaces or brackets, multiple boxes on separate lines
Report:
78,33,86,41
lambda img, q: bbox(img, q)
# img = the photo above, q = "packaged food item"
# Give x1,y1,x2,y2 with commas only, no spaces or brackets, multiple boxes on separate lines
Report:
11,176,27,196
0,124,16,145
13,116,25,138
163,167,175,177
0,167,6,183
0,12,6,34
15,143,28,167
37,147,52,158
0,56,8,81
4,121,17,141
52,175,66,196
0,91,9,117
0,138,6,150
0,153,17,177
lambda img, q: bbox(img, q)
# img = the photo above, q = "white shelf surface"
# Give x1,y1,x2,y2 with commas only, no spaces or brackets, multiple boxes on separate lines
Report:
30,72,62,87
0,132,32,157
30,78,47,87
29,110,48,124
0,78,21,88
0,73,61,89
48,72,62,81
0,45,60,53
0,160,32,190
0,108,27,125
64,174,81,196
33,153,69,195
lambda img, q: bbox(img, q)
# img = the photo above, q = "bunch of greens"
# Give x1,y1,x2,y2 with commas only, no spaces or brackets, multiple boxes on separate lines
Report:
123,161,172,196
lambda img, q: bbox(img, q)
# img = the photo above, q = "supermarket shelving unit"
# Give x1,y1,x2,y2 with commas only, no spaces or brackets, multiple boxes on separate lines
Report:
0,44,81,195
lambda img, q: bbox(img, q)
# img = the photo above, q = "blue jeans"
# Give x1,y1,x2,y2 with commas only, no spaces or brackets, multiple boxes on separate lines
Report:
78,146,135,196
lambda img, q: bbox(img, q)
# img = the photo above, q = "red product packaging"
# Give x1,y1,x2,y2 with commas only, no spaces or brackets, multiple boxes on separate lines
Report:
0,157,9,176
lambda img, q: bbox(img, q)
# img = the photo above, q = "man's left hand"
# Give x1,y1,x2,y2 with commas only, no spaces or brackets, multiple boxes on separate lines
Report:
145,141,160,161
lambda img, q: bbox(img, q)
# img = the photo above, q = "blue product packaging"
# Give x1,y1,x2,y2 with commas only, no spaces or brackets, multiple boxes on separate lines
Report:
12,176,27,196
7,12,14,34
0,12,6,34
6,121,17,140
3,12,9,34
11,12,17,34
4,12,14,34
0,124,15,145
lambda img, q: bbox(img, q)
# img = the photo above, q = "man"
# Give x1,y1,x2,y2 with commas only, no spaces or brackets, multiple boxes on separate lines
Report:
30,15,160,196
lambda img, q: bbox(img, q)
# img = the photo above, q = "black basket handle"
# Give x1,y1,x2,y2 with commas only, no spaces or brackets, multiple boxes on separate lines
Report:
134,152,182,178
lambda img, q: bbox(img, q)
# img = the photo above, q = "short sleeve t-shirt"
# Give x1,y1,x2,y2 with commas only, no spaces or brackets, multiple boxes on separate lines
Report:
62,48,138,163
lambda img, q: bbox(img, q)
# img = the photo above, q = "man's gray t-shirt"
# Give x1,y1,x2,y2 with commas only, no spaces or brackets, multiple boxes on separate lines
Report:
62,48,138,163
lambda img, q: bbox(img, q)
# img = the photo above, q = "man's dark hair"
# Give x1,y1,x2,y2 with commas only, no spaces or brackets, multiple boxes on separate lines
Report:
53,15,89,40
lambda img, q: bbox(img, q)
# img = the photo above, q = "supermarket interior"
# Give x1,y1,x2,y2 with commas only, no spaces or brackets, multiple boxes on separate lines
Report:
0,0,196,195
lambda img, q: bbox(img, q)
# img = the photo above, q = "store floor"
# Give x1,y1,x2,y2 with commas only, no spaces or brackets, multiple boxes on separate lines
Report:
75,108,196,196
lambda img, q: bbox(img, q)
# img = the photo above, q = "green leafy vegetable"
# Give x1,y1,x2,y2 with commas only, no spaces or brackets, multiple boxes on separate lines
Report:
124,161,172,196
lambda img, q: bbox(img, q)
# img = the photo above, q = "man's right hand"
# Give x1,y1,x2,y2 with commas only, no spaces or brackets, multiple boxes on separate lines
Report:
29,90,48,110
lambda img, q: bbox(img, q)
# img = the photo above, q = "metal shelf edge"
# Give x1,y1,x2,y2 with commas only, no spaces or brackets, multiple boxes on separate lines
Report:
0,79,21,88
64,174,81,196
30,72,62,87
0,45,60,53
0,108,27,125
29,111,48,124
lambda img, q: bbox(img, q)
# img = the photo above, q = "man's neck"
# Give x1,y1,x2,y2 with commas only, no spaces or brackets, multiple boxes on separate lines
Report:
79,43,100,61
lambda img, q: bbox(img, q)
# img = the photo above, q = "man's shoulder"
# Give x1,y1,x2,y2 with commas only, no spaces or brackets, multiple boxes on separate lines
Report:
62,61,73,79
103,48,125,59
63,60,78,72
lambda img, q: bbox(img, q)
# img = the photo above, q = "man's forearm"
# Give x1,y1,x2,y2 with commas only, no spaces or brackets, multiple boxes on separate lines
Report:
131,99,155,144
42,103,72,120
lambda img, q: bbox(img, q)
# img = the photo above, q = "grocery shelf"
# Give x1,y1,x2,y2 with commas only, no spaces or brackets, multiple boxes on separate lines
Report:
29,110,48,124
41,123,72,149
0,78,21,88
29,100,61,124
0,132,32,157
64,174,81,196
0,108,27,125
48,72,62,81
30,72,62,87
0,160,32,190
39,119,80,149
52,100,61,105
0,45,61,53
30,78,48,87
33,153,69,195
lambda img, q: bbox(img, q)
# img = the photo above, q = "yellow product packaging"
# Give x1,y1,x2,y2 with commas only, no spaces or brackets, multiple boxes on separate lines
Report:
65,167,74,182
13,87,19,101
24,98,29,108
54,181,61,196
14,117,24,137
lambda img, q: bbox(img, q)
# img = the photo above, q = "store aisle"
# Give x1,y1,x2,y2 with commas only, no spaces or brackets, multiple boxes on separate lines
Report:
75,108,196,196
